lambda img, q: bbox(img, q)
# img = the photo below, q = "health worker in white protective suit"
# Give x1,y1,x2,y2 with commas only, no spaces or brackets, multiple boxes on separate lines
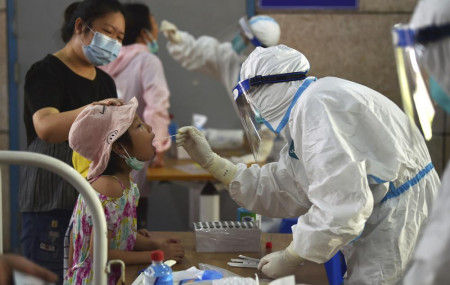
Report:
160,15,280,95
393,0,450,284
176,45,441,284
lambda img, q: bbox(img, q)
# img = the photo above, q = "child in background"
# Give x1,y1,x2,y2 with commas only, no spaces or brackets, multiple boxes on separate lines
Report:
64,97,184,284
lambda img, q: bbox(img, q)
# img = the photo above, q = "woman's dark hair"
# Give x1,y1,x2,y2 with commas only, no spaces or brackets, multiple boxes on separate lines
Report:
102,130,132,176
61,0,125,43
122,3,151,46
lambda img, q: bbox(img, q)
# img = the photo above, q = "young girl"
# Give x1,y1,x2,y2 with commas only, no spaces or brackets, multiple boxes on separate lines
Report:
64,98,184,284
74,2,172,230
20,0,124,280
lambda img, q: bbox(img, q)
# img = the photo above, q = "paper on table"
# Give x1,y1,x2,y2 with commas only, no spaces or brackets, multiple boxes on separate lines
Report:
174,163,209,175
269,275,296,285
13,270,56,285
130,272,145,285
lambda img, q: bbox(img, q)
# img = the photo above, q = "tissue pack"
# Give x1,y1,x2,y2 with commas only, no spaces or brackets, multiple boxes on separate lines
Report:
193,221,261,252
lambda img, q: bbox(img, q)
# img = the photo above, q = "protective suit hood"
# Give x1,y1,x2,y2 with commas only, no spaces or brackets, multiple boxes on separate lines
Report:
248,15,281,47
240,45,311,132
409,0,450,97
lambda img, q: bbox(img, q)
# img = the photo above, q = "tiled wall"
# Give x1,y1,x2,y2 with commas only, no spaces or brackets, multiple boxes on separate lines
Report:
0,0,11,251
258,0,449,175
272,13,410,105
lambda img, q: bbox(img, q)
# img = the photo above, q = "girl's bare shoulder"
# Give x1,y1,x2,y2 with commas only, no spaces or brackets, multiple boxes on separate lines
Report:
91,176,124,198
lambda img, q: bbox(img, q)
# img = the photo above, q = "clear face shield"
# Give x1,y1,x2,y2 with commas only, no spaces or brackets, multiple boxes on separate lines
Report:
238,16,266,48
392,23,450,140
392,24,435,140
233,80,264,161
232,72,308,160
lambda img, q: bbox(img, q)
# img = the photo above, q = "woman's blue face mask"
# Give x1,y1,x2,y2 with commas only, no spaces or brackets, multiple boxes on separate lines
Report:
231,32,248,54
81,25,122,66
145,30,159,54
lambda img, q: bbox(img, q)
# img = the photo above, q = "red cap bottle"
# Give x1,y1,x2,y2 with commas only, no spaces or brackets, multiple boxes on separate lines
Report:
265,242,272,254
151,250,164,262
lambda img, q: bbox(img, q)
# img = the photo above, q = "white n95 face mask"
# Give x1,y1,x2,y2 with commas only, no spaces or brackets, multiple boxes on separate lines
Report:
81,24,122,66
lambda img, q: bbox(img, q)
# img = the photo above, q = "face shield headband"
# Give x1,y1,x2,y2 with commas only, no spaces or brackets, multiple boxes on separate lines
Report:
239,17,266,48
391,23,450,140
232,72,308,160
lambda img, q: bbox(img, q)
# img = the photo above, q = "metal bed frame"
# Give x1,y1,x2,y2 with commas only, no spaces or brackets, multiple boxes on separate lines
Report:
0,151,109,284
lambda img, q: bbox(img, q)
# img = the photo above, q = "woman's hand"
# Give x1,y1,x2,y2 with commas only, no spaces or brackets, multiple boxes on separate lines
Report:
91,98,124,106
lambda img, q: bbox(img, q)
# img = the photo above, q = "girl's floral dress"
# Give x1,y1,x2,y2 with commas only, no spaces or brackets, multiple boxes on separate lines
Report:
63,177,139,285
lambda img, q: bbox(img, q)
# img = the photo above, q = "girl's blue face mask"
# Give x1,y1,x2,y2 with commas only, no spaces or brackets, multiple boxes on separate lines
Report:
81,25,122,66
145,30,159,54
119,144,145,171
125,156,145,171
231,32,248,54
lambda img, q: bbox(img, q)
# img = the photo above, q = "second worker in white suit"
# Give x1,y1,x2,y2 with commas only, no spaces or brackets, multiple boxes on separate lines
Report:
161,16,282,168
176,45,441,284
160,15,280,93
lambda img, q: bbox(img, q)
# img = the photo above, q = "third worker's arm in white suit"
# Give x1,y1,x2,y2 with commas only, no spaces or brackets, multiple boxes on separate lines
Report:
162,20,244,92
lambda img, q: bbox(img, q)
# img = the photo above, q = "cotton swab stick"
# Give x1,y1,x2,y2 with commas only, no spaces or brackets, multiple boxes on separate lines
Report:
153,134,176,142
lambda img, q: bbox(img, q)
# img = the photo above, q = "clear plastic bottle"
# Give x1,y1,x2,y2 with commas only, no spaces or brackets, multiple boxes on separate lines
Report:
144,250,173,285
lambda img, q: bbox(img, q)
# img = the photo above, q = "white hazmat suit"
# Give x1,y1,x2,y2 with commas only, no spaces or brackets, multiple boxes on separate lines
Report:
176,45,441,284
400,0,450,284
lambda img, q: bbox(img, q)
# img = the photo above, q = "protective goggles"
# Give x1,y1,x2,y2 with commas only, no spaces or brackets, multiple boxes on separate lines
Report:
232,72,308,160
239,16,266,48
392,22,450,140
